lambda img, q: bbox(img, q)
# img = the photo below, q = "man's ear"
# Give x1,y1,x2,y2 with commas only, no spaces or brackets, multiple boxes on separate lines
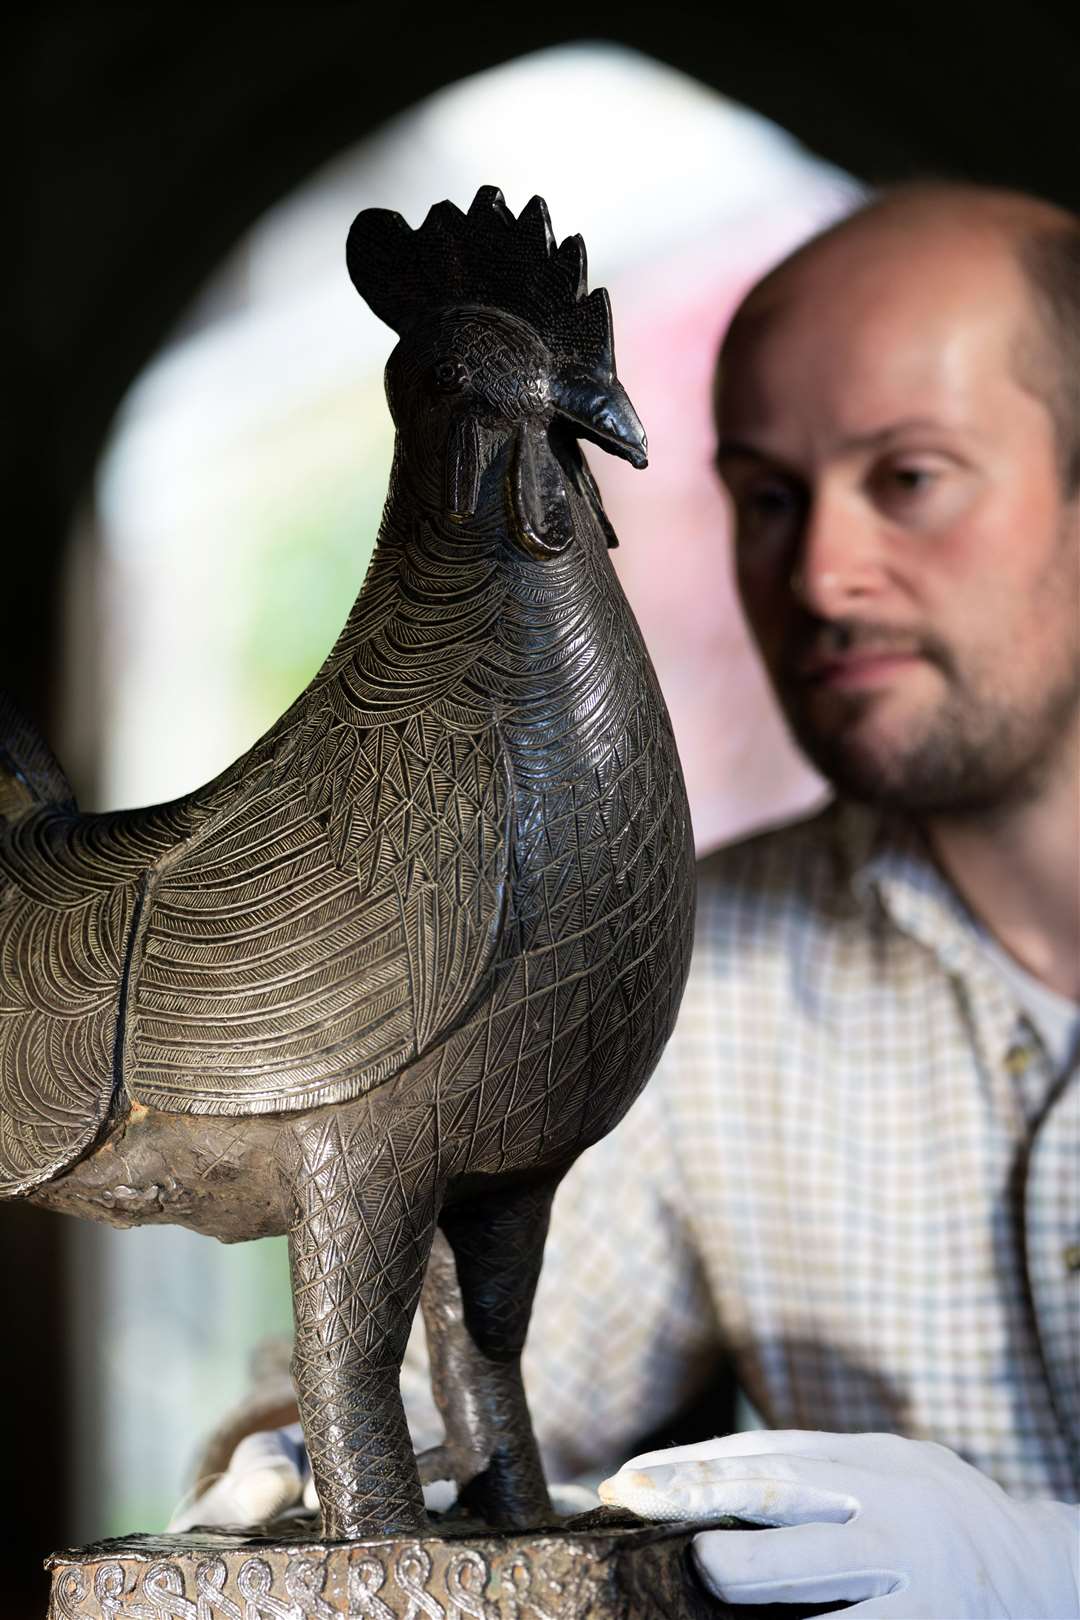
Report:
445,416,483,519
509,420,573,555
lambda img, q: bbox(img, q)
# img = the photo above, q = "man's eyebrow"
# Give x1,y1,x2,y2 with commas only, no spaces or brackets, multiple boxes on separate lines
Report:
713,440,803,480
715,418,953,469
714,440,768,465
835,417,951,452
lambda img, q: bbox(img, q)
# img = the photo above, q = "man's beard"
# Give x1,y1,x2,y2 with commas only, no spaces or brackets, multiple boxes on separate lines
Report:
778,617,1080,817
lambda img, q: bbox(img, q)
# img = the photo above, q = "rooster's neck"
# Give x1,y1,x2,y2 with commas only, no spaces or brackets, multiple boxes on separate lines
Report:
300,434,645,793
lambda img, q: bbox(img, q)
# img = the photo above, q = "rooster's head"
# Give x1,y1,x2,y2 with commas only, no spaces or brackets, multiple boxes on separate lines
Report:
346,186,646,556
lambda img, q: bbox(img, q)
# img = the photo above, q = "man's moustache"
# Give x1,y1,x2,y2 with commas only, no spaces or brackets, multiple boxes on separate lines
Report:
785,618,951,680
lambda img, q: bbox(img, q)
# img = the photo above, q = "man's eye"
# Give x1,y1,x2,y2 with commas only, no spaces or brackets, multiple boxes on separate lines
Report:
879,463,940,497
738,483,799,521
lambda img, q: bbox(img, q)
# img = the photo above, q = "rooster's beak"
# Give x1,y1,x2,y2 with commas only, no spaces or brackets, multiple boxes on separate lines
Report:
551,375,648,469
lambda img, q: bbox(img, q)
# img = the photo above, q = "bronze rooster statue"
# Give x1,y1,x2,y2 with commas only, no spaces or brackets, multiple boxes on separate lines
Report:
0,187,695,1539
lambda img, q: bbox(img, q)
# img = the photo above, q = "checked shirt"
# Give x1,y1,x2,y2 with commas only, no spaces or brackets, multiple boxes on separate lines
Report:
404,800,1079,1504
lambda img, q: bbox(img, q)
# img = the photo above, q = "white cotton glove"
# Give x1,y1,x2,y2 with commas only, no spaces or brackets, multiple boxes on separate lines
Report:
550,1482,602,1515
599,1430,1080,1619
168,1423,314,1530
168,1423,599,1531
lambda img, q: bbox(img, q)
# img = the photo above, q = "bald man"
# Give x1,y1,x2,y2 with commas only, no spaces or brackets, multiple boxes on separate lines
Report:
184,185,1080,1618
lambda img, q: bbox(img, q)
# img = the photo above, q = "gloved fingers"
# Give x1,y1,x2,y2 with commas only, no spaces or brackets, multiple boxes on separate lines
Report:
692,1523,903,1606
599,1453,860,1524
167,1458,303,1531
168,1476,233,1533
230,1423,307,1477
422,1480,458,1512
620,1430,866,1471
210,1458,303,1525
292,1425,316,1507
550,1483,601,1516
167,1425,307,1531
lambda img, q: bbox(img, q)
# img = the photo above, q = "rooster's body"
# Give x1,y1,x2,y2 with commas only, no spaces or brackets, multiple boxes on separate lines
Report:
0,188,695,1538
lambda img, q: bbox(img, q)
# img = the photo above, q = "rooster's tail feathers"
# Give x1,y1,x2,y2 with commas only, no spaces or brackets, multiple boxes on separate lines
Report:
0,693,75,822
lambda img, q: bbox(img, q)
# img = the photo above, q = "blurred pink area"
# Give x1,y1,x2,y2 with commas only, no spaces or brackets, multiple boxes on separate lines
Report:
597,219,829,855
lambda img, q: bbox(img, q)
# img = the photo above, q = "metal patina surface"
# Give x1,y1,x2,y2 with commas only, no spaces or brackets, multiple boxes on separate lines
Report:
46,1518,726,1620
2,187,696,1540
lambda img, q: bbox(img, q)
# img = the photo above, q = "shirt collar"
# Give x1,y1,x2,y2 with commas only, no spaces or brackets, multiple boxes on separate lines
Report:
841,802,1028,1074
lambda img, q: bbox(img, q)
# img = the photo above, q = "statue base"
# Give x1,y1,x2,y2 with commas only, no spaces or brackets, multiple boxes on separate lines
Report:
45,1510,746,1619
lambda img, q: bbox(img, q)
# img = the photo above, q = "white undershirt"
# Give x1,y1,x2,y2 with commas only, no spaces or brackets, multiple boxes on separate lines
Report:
973,925,1080,1078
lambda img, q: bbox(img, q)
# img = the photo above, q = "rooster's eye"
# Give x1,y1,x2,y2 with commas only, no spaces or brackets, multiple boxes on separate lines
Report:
433,360,470,393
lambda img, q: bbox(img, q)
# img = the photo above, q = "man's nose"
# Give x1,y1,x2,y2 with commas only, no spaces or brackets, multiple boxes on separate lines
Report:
789,490,884,617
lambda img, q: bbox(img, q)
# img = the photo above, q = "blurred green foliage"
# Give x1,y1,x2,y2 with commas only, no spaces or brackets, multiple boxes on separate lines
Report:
240,383,393,728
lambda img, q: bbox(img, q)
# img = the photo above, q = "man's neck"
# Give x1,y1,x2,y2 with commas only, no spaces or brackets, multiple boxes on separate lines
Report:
920,736,1080,1000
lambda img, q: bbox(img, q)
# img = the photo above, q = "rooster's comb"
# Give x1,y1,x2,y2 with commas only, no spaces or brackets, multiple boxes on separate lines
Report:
347,185,615,376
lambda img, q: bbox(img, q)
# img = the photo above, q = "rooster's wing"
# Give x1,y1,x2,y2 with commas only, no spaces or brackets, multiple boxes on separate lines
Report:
128,551,512,1117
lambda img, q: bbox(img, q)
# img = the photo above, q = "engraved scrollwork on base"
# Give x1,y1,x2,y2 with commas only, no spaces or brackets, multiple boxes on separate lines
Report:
444,1549,489,1620
52,1561,134,1620
53,1566,92,1620
347,1553,397,1620
285,1558,337,1619
141,1561,199,1620
48,1519,725,1620
499,1556,540,1620
95,1564,132,1620
237,1556,303,1620
196,1556,244,1619
392,1544,445,1620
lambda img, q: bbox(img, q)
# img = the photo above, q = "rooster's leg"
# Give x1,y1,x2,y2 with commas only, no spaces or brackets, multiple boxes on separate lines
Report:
280,1109,439,1539
422,1176,561,1529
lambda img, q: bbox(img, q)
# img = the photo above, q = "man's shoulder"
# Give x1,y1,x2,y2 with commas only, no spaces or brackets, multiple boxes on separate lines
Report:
693,798,880,943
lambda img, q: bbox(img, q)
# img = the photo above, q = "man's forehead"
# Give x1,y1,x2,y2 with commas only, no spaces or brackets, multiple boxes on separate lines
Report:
734,191,1040,324
716,224,1028,445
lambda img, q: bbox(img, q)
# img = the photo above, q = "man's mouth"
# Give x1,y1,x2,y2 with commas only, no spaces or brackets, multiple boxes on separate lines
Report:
797,647,925,691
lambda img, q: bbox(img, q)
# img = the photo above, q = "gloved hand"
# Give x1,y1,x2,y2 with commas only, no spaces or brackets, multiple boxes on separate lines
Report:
168,1424,599,1530
168,1422,317,1531
598,1430,1080,1619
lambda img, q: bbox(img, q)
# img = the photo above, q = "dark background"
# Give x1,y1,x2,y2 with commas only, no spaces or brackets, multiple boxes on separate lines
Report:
5,4,1079,1609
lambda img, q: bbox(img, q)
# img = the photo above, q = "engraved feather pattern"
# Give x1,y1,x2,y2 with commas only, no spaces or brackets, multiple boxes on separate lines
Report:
122,427,686,1126
0,800,189,1194
127,500,514,1115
